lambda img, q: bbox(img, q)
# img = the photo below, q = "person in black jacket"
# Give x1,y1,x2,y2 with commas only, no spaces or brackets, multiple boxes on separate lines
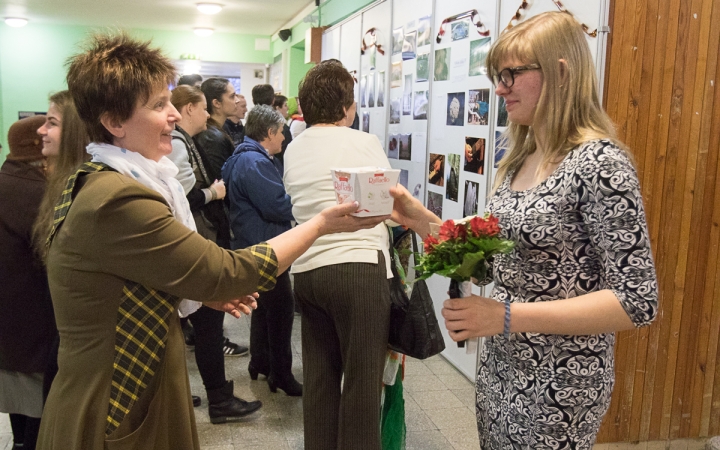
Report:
0,116,54,450
223,94,247,147
195,78,237,182
272,94,293,166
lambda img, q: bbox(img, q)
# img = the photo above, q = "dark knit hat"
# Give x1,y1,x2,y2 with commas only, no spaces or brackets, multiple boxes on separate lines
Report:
7,115,47,162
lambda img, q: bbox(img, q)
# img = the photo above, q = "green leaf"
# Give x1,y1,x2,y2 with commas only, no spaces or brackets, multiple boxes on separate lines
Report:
455,251,486,278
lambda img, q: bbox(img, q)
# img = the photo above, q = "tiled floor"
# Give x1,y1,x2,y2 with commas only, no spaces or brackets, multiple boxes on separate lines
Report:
0,314,713,449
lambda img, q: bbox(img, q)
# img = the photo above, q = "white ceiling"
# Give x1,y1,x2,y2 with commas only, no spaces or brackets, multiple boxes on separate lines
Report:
1,0,313,36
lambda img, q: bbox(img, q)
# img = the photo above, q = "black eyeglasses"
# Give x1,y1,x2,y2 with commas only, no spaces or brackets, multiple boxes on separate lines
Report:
490,64,540,88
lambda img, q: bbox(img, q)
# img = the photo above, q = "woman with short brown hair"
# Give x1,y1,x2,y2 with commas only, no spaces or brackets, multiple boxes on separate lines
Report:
36,33,386,450
283,59,394,450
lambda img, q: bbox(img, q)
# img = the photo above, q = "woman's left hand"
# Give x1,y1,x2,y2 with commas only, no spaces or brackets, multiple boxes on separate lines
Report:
206,293,259,318
441,295,505,340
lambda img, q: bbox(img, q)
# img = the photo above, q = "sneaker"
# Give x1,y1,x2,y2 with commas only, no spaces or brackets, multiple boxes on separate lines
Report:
223,337,249,356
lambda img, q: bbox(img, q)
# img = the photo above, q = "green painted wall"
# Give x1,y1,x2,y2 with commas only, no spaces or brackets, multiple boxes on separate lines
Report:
287,47,314,97
0,24,272,161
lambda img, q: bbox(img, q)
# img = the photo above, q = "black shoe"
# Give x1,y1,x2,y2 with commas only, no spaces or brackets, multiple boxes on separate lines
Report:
223,337,249,357
248,363,269,380
192,395,201,407
207,380,262,424
267,375,303,397
183,324,196,347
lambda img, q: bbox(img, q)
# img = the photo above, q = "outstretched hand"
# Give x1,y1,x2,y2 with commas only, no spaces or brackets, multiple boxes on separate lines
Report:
315,201,389,236
206,293,259,318
389,184,441,237
441,295,505,341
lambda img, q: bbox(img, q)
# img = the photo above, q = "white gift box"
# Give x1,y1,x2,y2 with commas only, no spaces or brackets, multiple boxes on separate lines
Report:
331,167,401,217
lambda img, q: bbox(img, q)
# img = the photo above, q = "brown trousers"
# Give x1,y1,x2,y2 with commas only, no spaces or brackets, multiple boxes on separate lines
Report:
294,252,391,450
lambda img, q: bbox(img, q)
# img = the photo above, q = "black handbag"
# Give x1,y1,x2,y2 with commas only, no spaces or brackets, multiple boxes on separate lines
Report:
387,229,446,359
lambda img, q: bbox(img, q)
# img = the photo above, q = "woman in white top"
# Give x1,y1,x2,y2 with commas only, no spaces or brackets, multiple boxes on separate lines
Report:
283,60,392,450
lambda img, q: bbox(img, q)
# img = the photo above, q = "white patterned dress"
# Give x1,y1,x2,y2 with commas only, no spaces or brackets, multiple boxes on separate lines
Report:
478,140,658,449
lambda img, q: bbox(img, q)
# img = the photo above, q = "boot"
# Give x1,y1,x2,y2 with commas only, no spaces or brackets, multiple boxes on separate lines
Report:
267,374,303,397
207,380,262,424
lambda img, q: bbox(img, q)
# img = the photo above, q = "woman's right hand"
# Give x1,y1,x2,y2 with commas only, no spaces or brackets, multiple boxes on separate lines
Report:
389,184,441,237
313,201,389,236
211,179,226,200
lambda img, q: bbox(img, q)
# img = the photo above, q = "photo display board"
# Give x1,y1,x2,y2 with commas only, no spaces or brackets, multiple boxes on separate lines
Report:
386,0,433,204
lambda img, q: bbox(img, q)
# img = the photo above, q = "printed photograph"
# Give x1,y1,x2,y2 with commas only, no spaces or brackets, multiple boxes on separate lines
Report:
464,137,486,175
392,27,404,55
417,16,432,47
469,37,492,76
464,180,479,217
389,98,401,124
387,135,399,159
391,62,402,88
451,19,470,41
427,191,443,218
416,52,429,82
428,153,445,187
445,153,460,202
377,71,385,107
402,30,417,61
398,133,412,161
403,74,412,115
497,97,508,127
434,48,450,81
399,169,410,190
362,112,370,133
360,76,367,108
467,89,490,125
446,92,465,126
368,72,376,108
495,130,508,168
413,91,428,120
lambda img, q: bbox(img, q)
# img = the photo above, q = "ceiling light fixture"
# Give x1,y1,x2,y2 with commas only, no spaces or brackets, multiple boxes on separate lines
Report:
5,17,28,27
194,27,214,37
196,3,223,15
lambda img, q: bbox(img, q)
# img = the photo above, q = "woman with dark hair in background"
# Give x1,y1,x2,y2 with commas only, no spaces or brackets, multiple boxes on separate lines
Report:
282,59,395,450
272,94,292,164
168,85,262,422
195,77,237,184
0,115,52,450
223,105,301,397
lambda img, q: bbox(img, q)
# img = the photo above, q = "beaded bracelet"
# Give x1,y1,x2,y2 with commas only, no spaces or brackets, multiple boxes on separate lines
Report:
503,301,511,340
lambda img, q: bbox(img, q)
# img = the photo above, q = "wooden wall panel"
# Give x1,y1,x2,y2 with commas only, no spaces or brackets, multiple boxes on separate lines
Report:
597,0,720,443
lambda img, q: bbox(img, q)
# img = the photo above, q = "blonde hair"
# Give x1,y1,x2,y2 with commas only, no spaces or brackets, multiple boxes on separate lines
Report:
486,11,624,191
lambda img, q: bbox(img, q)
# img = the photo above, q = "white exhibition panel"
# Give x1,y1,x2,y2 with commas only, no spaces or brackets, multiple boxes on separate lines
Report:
339,16,363,104
321,0,609,380
321,26,341,62
358,0,392,150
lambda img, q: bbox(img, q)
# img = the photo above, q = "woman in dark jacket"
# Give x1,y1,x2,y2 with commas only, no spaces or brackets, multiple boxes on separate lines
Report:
222,105,301,396
0,115,53,450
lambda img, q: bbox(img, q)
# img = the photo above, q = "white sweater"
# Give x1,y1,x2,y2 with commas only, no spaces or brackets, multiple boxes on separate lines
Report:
283,126,392,277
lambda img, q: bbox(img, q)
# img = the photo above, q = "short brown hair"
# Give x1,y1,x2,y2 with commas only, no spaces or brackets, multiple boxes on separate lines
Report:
298,60,354,126
66,32,176,144
171,85,205,111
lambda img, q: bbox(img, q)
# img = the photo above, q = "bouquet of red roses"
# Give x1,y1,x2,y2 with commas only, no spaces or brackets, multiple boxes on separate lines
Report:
415,214,514,283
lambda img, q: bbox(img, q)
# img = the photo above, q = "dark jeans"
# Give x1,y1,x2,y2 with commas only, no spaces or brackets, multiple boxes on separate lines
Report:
189,305,227,391
10,414,40,450
249,271,295,379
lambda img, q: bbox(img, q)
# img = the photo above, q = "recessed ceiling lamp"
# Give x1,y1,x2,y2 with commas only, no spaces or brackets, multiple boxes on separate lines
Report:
5,17,28,27
196,3,223,15
194,27,214,37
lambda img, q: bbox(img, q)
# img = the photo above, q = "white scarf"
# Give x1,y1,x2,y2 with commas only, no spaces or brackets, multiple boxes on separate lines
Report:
87,143,202,317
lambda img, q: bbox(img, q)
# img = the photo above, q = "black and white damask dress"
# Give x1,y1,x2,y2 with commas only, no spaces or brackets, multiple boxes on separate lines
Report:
478,140,658,449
